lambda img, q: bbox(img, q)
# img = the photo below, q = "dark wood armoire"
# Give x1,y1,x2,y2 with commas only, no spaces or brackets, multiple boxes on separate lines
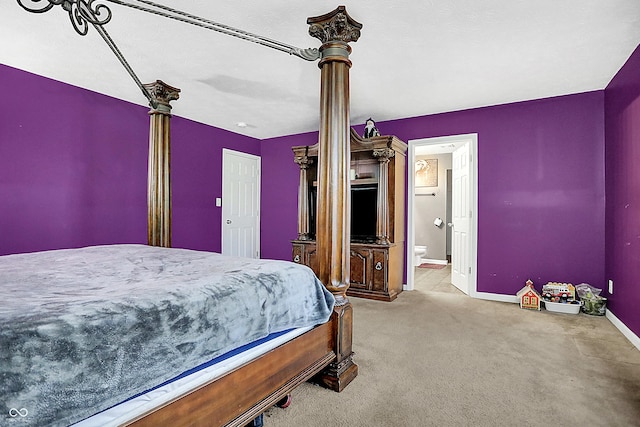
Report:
292,128,407,301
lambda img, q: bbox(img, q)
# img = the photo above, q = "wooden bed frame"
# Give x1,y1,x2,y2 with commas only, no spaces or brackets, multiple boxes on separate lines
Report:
127,323,335,427
135,7,362,427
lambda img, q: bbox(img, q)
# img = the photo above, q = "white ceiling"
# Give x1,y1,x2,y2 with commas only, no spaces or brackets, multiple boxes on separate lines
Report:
2,1,640,139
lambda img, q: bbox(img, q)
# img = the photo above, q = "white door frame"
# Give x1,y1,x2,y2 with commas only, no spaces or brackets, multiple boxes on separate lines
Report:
405,134,478,297
221,148,261,258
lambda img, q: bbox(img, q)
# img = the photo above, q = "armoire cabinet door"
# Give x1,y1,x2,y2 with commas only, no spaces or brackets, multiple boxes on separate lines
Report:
294,242,397,301
307,246,319,275
292,243,320,277
371,249,388,293
292,244,304,265
349,247,371,290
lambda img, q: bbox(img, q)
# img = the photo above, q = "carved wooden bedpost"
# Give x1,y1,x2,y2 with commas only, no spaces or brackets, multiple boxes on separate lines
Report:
307,6,361,392
144,80,180,247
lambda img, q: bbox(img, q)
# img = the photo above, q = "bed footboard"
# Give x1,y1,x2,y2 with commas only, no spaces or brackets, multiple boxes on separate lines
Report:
126,322,334,427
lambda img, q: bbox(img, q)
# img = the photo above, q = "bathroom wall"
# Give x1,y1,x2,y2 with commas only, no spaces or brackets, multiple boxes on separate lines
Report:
414,153,451,261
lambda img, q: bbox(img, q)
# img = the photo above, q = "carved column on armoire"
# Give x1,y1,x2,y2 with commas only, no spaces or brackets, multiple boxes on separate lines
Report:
144,80,180,248
373,148,395,245
294,150,314,241
307,6,361,392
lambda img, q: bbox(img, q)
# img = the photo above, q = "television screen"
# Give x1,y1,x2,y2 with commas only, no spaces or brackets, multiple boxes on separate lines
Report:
351,186,377,242
309,185,378,242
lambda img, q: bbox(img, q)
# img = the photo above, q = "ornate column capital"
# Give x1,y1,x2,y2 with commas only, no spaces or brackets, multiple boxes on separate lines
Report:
373,148,396,162
144,80,181,115
294,155,314,170
308,6,362,67
307,6,362,45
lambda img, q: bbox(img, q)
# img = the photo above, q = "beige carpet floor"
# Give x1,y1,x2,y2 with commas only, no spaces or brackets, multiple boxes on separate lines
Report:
263,269,640,427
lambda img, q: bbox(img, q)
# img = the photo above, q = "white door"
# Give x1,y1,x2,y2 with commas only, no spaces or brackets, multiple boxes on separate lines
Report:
451,143,471,294
222,149,260,258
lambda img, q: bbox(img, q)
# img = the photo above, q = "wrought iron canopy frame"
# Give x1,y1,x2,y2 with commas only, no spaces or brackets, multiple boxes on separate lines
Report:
17,0,322,106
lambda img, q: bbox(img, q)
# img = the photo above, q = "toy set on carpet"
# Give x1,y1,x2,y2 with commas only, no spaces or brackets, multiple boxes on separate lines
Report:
516,279,607,315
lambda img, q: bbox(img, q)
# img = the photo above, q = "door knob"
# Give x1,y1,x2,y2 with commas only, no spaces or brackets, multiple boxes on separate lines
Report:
226,220,232,224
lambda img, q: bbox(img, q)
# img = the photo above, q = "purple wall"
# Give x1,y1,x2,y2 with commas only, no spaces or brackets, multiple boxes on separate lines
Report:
604,44,640,338
171,117,261,252
260,131,319,260
0,64,260,255
262,92,606,298
380,93,606,296
1,64,148,254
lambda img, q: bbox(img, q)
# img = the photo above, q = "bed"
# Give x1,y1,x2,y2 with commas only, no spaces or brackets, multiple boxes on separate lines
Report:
4,4,361,427
0,244,336,426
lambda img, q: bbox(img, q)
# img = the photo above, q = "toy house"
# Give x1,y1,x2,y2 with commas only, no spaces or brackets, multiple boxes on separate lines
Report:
516,279,541,310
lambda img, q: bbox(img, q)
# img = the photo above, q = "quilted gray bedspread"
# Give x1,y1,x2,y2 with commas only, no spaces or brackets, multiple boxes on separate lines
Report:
0,245,335,427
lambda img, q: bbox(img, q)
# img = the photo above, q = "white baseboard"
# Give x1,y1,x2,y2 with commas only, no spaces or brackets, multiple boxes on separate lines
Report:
473,291,518,304
606,309,640,351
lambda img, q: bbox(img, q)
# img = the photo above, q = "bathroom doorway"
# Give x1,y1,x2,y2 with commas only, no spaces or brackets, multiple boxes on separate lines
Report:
405,134,478,295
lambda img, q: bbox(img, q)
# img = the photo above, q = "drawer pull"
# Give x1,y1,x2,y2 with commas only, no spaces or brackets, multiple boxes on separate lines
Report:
375,262,383,271
293,254,301,263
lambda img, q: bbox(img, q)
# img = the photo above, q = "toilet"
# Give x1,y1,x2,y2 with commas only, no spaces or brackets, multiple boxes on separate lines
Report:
414,245,427,267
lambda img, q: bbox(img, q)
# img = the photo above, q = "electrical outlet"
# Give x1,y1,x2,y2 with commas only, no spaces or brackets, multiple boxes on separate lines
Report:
608,279,614,295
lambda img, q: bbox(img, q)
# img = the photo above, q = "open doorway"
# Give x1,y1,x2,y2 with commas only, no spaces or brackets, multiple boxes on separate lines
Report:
405,134,478,296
